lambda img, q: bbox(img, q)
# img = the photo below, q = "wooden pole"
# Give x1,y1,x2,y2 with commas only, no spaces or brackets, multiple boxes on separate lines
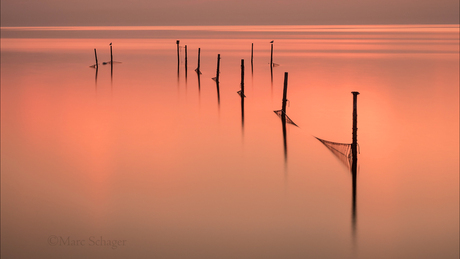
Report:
351,91,359,173
216,54,221,83
94,48,98,66
281,72,288,114
176,40,180,65
196,48,201,73
351,91,359,235
110,43,113,81
251,43,253,67
110,43,113,64
270,41,273,67
241,59,245,127
240,59,245,130
241,59,244,97
185,45,188,76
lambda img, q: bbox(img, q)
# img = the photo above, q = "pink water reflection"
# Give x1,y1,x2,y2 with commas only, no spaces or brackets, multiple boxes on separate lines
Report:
1,25,458,259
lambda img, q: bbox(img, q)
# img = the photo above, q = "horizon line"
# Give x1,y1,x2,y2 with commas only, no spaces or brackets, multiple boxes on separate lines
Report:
2,24,459,32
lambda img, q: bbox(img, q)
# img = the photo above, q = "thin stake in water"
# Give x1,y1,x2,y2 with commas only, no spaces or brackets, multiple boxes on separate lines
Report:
185,45,188,78
102,42,117,65
90,48,98,68
239,59,245,130
195,48,202,74
351,91,360,240
251,43,254,73
110,43,113,64
270,40,274,67
176,40,180,77
281,72,288,114
94,48,98,66
212,54,221,82
176,40,180,65
273,72,297,127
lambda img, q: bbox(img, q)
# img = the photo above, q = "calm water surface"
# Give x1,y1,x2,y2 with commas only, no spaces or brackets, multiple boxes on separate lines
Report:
1,25,459,259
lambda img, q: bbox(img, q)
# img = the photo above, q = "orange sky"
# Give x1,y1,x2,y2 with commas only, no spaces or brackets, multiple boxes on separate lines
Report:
1,0,459,26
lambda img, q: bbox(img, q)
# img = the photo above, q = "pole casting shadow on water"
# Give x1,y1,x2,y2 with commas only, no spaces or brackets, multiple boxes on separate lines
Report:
269,40,275,97
176,40,180,78
195,48,202,101
251,43,254,76
212,54,221,111
315,91,360,249
238,59,246,137
89,48,99,91
184,45,188,90
98,43,121,95
350,91,359,242
273,72,298,174
102,42,122,66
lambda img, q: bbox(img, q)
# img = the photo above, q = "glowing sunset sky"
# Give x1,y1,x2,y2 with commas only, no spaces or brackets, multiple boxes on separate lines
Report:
1,0,459,26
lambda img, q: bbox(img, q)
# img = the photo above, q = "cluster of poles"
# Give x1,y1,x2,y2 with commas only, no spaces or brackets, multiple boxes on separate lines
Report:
89,39,361,237
173,39,358,154
174,39,360,235
90,41,360,175
90,43,121,83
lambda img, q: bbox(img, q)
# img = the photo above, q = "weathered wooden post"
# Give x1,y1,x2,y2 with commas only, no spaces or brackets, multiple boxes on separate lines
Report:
281,73,288,165
195,48,201,74
351,91,359,174
176,40,180,65
241,59,245,128
176,40,180,77
185,45,188,77
270,40,274,67
282,72,288,114
94,48,98,66
241,59,245,97
110,43,113,64
251,43,254,70
216,54,221,83
351,91,359,234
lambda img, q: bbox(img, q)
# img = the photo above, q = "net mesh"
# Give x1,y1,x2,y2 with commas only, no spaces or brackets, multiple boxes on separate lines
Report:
274,110,298,127
315,137,352,169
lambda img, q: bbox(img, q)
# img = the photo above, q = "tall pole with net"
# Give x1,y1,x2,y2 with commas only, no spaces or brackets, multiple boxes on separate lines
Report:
351,91,359,236
351,91,359,175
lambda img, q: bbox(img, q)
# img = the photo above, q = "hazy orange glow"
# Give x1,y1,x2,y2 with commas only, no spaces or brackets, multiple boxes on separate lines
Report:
1,26,458,258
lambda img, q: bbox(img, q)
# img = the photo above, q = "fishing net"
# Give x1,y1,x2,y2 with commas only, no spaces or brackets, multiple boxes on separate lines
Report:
315,137,352,169
274,110,298,127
